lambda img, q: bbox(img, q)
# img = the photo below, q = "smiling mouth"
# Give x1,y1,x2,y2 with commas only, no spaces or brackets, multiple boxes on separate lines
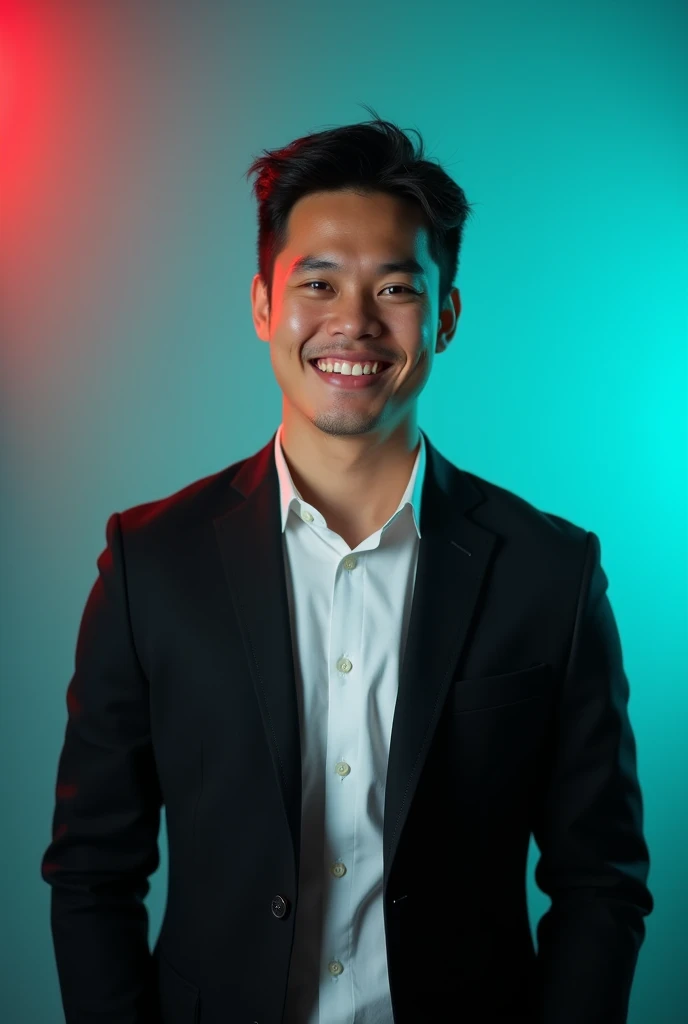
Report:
308,358,392,389
308,359,392,375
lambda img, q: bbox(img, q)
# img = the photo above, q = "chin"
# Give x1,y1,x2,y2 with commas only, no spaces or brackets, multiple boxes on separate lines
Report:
311,411,382,437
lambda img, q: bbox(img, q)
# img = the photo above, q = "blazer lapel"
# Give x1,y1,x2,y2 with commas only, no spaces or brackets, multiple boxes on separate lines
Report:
213,434,303,870
212,430,497,885
383,439,496,881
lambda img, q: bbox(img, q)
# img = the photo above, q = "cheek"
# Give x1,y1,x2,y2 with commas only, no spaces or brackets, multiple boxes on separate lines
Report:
282,297,320,337
420,311,437,343
278,298,430,345
394,306,432,345
286,311,309,335
401,315,435,365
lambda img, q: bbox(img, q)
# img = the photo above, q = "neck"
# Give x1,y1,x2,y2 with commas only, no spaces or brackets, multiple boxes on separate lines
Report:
279,407,421,538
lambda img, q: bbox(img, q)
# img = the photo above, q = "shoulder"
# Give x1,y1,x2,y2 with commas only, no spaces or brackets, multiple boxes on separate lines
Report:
113,450,253,554
429,431,589,548
439,448,592,582
465,465,587,540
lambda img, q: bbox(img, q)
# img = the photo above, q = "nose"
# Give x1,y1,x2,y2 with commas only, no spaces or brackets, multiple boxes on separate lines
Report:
325,294,383,341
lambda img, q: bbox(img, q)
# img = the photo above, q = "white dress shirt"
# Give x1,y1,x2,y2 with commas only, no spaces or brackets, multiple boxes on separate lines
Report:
276,423,427,1024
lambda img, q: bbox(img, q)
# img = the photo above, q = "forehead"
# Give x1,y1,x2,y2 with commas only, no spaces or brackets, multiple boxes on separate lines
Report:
280,189,432,262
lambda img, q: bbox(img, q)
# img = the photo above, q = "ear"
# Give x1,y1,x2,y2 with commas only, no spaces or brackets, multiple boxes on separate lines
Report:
251,273,271,342
436,286,461,353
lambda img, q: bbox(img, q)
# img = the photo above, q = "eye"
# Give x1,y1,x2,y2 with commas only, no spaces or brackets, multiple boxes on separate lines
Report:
302,281,417,295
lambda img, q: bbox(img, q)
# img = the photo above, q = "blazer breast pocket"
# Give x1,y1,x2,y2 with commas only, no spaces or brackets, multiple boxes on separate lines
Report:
449,662,552,714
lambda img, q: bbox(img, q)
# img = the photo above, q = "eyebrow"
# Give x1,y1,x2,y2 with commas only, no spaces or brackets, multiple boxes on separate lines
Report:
289,255,427,277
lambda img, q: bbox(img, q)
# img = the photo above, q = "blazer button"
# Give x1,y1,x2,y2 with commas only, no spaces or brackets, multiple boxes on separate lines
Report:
271,894,290,919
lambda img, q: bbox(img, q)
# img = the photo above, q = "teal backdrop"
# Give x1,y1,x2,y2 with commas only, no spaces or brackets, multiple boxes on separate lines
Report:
1,1,686,1020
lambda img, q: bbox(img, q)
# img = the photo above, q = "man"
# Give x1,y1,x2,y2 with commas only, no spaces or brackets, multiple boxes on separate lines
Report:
41,111,654,1023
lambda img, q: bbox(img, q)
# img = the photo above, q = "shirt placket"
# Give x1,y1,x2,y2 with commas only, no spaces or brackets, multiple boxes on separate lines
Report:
319,542,364,1021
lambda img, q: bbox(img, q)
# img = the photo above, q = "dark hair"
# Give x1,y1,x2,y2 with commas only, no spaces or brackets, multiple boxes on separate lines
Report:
245,105,473,310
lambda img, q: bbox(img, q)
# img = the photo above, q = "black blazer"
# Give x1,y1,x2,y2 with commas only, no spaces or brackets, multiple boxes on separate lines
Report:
41,429,653,1024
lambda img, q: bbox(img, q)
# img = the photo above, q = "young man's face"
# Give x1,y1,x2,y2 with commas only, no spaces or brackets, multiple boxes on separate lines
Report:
251,188,460,439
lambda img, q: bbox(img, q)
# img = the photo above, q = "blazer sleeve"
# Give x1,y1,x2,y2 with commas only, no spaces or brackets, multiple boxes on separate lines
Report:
40,512,163,1024
531,530,654,1024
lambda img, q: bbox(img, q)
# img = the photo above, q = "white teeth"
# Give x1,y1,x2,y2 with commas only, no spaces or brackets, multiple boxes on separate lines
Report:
316,359,382,375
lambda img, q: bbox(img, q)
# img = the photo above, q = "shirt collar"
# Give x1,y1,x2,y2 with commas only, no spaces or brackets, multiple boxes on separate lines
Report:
274,423,426,538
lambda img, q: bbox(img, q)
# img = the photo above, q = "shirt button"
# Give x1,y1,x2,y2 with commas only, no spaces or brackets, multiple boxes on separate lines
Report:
335,761,351,777
301,509,314,522
328,960,344,977
342,555,357,570
336,657,352,673
331,862,347,878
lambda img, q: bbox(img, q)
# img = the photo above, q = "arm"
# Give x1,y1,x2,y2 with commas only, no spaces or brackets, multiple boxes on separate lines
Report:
40,512,162,1024
531,530,654,1024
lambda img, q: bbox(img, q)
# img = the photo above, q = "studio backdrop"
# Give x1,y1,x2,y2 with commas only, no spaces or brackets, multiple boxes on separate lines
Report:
1,1,686,1021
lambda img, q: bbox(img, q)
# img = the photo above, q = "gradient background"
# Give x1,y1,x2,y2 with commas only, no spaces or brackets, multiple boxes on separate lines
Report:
1,1,686,1021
